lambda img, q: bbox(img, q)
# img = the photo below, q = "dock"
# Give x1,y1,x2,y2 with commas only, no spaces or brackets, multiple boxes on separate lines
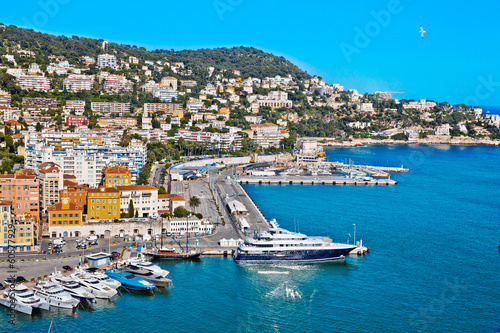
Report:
237,176,397,186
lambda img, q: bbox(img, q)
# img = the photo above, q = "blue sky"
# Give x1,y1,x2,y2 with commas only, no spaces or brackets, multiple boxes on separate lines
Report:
2,0,500,106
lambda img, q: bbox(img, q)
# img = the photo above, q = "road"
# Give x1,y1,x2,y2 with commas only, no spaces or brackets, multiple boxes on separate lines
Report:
150,163,165,187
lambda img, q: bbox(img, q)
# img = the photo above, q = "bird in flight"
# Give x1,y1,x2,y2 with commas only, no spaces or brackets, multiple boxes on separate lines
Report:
420,25,426,38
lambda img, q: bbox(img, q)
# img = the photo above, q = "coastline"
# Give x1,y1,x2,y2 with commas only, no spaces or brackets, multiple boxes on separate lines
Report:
315,136,500,147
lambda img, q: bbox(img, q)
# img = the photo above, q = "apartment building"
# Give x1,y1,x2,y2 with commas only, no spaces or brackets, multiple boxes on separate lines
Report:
180,80,197,87
0,169,40,219
47,196,84,238
97,54,117,68
81,56,95,65
0,89,11,107
102,165,132,187
0,200,12,253
65,115,88,126
246,123,287,148
143,103,183,114
87,187,120,220
153,89,178,102
104,77,132,93
97,117,137,128
17,75,51,91
160,76,178,90
22,97,58,110
91,102,131,114
38,162,64,210
63,75,93,92
64,100,86,116
251,91,292,112
128,56,139,64
117,185,158,218
186,98,206,113
59,183,87,207
175,130,242,150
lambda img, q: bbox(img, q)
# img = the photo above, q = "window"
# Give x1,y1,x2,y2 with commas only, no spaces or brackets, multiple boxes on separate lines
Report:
69,214,73,218
69,220,73,225
63,214,68,218
58,214,62,218
63,221,67,225
52,214,56,218
58,221,62,225
75,213,79,217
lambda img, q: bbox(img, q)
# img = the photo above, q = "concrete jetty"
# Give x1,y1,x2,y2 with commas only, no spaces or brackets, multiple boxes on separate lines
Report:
237,176,397,186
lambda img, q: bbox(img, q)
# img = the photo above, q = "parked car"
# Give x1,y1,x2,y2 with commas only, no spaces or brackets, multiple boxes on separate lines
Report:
62,265,72,271
111,252,120,258
100,234,105,239
16,276,26,283
3,278,16,285
0,283,4,290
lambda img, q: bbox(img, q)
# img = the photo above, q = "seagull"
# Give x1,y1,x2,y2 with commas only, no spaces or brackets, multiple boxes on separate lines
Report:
420,25,426,38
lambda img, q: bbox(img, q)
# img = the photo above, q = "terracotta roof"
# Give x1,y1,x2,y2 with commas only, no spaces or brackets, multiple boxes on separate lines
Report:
40,166,61,173
63,174,77,180
0,200,12,206
47,202,84,212
12,134,24,139
158,194,173,199
88,187,119,193
170,195,185,201
39,162,60,169
102,165,131,174
116,185,158,191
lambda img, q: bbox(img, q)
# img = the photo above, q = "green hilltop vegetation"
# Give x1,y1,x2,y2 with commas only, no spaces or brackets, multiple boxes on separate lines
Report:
0,24,310,81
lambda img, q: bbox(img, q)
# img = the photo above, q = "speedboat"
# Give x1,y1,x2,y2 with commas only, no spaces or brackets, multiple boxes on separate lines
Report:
71,272,118,299
33,281,80,309
146,247,201,260
105,268,155,291
0,285,50,315
51,276,96,303
123,258,170,278
119,264,172,287
234,219,357,262
88,272,122,290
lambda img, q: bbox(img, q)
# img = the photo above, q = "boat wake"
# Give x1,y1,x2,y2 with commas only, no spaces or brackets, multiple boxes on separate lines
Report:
257,271,290,275
265,283,302,300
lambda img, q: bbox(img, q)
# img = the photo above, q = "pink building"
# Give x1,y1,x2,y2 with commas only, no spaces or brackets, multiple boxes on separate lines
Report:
65,115,88,126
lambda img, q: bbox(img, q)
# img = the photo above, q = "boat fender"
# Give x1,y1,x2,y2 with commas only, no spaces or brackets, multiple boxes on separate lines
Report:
357,251,362,255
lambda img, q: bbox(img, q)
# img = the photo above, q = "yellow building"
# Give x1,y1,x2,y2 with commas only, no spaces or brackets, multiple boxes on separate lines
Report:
172,110,184,118
0,200,13,253
102,165,132,187
11,213,38,252
87,187,120,220
47,197,84,238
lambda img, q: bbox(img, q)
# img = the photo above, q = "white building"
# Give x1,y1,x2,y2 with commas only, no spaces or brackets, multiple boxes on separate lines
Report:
17,75,51,91
118,185,158,218
359,103,374,112
63,75,93,92
166,217,214,234
153,89,178,102
404,99,437,111
97,54,117,68
64,100,86,116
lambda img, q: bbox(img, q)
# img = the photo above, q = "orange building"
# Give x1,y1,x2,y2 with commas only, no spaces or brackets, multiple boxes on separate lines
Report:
0,169,40,220
47,197,84,238
59,183,88,207
102,165,132,187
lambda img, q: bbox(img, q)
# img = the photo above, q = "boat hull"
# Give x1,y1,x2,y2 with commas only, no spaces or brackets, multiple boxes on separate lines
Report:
234,247,355,262
0,297,33,315
152,253,201,260
34,293,79,309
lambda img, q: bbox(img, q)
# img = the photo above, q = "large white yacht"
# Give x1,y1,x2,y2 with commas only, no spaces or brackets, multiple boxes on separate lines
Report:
234,219,356,262
0,285,50,315
51,276,96,303
123,257,170,278
88,272,122,290
71,272,118,299
33,281,80,309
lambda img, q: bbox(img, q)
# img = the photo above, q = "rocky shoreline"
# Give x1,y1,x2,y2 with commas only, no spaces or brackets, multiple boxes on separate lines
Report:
315,136,500,147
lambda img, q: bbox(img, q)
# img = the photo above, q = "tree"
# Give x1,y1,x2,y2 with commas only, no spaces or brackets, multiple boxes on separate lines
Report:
35,122,43,132
135,210,139,218
158,186,167,195
189,196,201,213
128,200,134,218
173,206,188,217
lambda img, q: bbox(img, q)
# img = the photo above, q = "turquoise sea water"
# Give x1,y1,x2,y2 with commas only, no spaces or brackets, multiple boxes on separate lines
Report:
1,145,499,333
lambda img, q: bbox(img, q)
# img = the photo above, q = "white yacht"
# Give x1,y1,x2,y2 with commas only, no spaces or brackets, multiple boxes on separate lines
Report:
0,285,50,315
88,272,122,290
51,276,96,303
71,272,118,299
33,281,80,309
123,258,170,278
234,219,357,262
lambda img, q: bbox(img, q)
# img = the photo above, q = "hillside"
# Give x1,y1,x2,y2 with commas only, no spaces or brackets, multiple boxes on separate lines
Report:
0,24,310,81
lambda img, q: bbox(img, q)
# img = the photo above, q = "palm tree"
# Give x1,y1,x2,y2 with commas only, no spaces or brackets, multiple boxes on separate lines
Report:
189,196,201,213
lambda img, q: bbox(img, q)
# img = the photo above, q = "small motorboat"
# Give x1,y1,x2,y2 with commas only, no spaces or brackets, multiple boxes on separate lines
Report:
88,272,122,290
123,258,170,278
104,268,155,291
